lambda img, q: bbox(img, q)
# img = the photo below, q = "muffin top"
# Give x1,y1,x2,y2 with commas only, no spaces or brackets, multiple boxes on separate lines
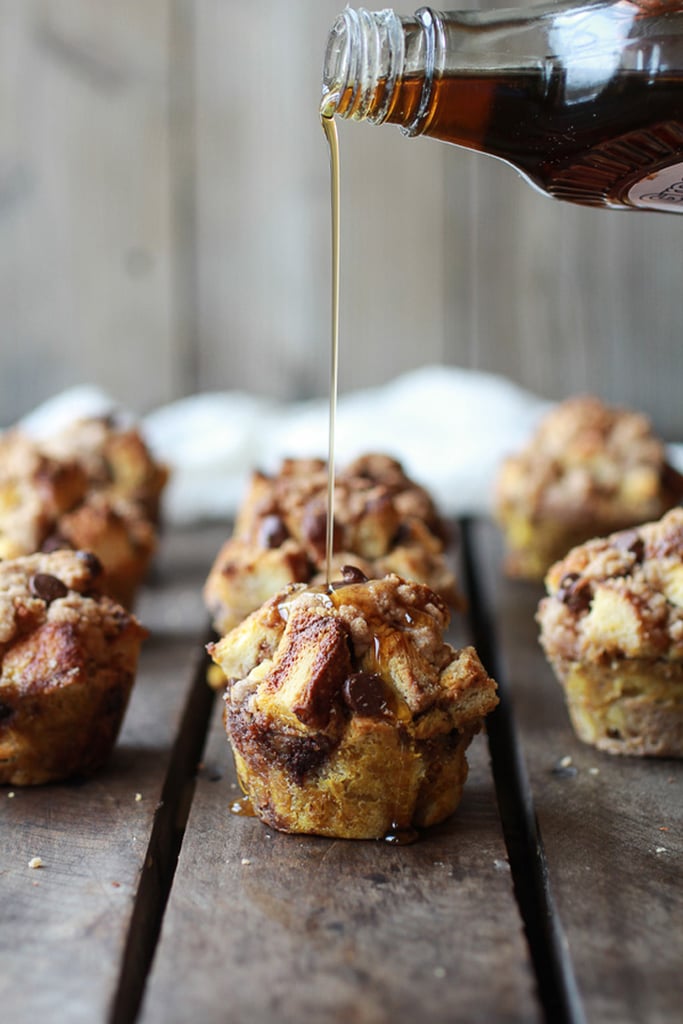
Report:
0,549,145,661
43,416,168,519
496,395,683,523
537,508,683,664
210,568,497,740
205,453,461,631
0,418,166,560
236,453,446,554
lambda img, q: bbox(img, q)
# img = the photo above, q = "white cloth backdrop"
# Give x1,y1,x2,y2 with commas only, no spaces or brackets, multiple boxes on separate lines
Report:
19,366,683,526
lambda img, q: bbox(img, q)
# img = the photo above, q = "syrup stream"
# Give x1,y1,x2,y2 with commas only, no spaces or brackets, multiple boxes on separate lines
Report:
321,111,341,588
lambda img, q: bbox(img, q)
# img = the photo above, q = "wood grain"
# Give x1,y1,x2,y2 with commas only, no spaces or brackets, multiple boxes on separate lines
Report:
0,526,215,1024
469,518,683,1024
2,1,682,434
446,149,683,437
0,0,175,422
139,586,539,1024
191,0,448,403
1,519,681,1023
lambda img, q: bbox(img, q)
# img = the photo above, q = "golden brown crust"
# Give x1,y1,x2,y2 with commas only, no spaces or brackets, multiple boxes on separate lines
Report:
209,571,497,839
43,416,169,523
0,431,89,558
58,494,157,609
537,508,683,757
0,419,167,607
0,550,147,785
548,660,683,758
495,395,683,580
204,453,462,634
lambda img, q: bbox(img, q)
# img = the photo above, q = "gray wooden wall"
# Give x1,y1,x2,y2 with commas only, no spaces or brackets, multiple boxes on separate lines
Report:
1,1,681,435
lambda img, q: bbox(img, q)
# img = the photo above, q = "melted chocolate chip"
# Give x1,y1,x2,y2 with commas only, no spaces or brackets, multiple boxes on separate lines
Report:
341,565,368,584
29,573,68,604
556,573,592,614
75,550,103,578
0,702,14,722
556,572,579,596
343,672,390,718
613,530,645,563
330,565,370,589
259,730,334,784
258,514,289,549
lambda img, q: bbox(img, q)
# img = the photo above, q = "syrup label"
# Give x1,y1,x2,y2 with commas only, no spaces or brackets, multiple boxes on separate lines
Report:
628,162,683,212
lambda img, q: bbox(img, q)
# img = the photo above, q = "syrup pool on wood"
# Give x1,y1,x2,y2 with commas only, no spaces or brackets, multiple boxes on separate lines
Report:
229,795,256,817
321,111,341,588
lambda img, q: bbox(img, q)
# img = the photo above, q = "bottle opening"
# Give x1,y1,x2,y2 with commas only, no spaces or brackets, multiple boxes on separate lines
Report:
320,8,406,123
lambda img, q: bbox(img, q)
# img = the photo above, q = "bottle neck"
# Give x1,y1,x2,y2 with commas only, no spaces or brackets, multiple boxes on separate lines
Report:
320,6,439,136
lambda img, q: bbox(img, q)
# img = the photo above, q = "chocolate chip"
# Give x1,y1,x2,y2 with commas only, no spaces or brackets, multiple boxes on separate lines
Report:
613,530,645,562
556,572,580,599
0,702,14,722
330,564,369,589
343,672,390,718
341,565,368,584
75,550,103,578
258,514,289,549
261,731,334,784
556,573,592,614
29,573,68,604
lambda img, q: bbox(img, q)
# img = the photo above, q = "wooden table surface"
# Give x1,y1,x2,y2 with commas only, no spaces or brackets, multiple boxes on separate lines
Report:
1,520,680,1024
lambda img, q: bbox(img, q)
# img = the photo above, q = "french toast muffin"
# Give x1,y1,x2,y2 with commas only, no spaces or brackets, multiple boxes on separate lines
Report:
209,567,498,839
43,415,169,523
0,424,165,607
495,395,683,580
537,508,683,757
204,453,462,637
0,549,147,785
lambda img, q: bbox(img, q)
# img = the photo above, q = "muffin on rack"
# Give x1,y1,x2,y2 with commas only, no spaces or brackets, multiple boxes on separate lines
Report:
204,453,462,638
0,420,166,607
0,549,147,785
209,567,498,839
537,508,683,757
495,395,683,581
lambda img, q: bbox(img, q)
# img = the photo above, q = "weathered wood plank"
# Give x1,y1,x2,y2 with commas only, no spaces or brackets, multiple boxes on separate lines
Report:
470,518,683,1024
445,143,683,438
0,0,176,424
140,584,539,1024
0,527,217,1024
192,0,448,402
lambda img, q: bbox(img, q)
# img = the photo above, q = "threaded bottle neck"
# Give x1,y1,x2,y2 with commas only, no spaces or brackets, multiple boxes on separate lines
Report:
321,7,438,134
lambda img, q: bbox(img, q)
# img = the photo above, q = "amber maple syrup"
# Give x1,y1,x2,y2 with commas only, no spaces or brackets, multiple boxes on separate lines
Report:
400,70,683,209
322,4,683,213
230,794,256,818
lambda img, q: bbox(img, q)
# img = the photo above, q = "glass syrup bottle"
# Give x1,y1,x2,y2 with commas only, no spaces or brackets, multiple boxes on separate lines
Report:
320,1,683,212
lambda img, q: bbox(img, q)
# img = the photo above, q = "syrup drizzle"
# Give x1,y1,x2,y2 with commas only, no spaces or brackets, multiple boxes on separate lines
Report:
321,111,341,589
321,108,423,848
